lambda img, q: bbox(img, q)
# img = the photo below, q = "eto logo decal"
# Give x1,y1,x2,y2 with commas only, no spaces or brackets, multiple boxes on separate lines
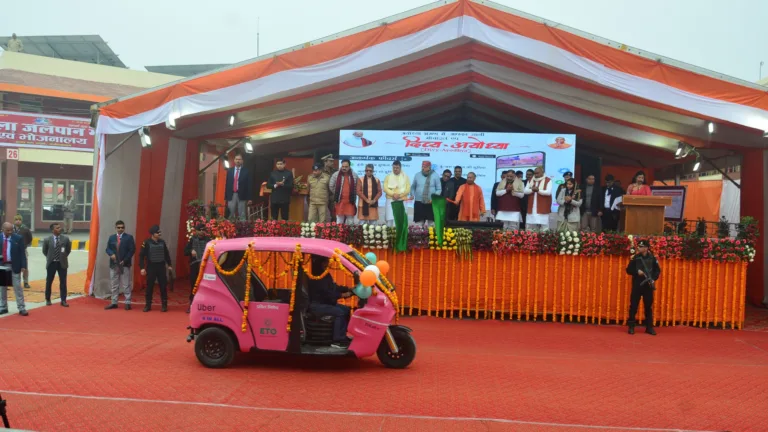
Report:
203,274,216,281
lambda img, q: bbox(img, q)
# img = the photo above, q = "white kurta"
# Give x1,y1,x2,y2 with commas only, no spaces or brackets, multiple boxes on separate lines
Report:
495,189,525,222
524,176,553,225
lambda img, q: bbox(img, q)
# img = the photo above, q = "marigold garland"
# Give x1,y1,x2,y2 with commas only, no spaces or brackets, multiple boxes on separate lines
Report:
738,263,747,330
706,259,713,328
726,263,734,328
597,256,604,325
714,260,721,326
569,256,576,322
191,246,211,296
501,254,507,321
474,254,481,320
576,255,583,323
418,249,424,316
450,254,456,319
442,252,449,318
458,254,464,319
516,252,523,321
543,254,549,322
560,255,566,323
526,253,532,321
551,255,558,321
533,251,539,321
484,252,491,319
490,252,497,320
242,245,254,332
672,259,678,327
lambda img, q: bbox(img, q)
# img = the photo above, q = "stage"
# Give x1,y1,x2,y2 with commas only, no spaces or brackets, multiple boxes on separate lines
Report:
0,296,766,431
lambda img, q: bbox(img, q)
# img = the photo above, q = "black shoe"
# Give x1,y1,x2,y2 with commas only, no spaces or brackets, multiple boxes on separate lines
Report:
628,326,635,335
0,309,7,315
19,310,28,316
23,283,30,289
61,302,69,308
45,300,52,306
125,304,132,311
161,303,168,312
186,306,190,313
105,303,118,310
143,305,151,312
646,327,657,336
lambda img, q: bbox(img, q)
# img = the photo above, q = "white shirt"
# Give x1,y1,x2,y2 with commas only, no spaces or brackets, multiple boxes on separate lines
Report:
2,234,11,262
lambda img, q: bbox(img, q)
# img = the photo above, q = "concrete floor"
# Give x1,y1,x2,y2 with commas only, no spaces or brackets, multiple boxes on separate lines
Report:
0,247,89,316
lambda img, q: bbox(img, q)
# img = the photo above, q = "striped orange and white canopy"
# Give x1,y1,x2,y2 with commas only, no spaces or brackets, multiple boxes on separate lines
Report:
94,0,768,159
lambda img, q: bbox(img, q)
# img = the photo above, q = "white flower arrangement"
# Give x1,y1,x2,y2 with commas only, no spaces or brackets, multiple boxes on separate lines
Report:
362,224,390,249
557,230,581,256
300,222,317,238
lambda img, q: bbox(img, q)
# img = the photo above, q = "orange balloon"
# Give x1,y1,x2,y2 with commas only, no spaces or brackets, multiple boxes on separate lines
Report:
359,270,377,287
376,260,390,275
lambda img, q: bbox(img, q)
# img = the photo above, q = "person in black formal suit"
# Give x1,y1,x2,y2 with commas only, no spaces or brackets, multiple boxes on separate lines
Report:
42,223,72,307
267,158,294,220
602,174,624,231
580,174,603,232
225,154,251,220
105,220,137,310
0,222,28,316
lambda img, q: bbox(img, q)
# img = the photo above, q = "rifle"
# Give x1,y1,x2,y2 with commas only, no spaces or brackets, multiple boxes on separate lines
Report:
637,255,656,289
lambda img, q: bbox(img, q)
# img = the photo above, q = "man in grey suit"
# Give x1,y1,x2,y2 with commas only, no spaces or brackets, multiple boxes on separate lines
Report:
42,222,72,307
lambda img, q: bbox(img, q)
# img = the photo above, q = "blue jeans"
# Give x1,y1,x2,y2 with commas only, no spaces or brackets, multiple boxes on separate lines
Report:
309,303,350,342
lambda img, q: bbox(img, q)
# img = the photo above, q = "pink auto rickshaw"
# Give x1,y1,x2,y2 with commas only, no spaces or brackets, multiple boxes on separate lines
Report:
186,237,415,369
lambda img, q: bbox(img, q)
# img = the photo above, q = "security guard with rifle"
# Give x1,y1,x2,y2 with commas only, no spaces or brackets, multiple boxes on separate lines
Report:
625,239,661,335
139,225,172,312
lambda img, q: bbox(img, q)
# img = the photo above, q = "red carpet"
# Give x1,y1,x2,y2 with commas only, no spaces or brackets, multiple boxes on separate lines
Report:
0,296,766,431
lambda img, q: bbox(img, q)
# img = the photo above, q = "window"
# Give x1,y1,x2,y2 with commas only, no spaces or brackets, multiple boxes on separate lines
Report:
42,179,92,222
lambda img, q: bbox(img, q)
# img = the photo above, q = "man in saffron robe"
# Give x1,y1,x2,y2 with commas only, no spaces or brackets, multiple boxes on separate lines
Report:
449,172,486,222
524,166,553,231
356,164,382,224
329,159,358,225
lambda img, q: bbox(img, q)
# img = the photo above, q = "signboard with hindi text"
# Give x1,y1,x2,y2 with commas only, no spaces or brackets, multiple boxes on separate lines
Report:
0,110,95,152
339,130,576,213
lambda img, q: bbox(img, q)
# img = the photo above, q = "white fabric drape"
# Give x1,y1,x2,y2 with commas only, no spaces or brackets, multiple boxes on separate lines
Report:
91,133,143,298
719,179,741,237
159,138,188,266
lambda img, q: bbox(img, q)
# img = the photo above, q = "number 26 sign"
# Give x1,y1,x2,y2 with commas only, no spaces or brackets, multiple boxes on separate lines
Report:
6,148,18,160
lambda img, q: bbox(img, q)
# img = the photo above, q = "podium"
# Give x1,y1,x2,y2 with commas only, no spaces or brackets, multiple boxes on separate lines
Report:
620,195,673,235
260,183,308,222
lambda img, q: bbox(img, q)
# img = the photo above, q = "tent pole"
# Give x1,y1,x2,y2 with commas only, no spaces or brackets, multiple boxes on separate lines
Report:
198,138,245,174
105,130,138,160
701,154,741,189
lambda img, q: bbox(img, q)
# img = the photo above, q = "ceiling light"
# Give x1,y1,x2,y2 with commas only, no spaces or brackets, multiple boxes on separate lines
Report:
707,122,715,134
763,130,768,138
675,141,692,159
229,115,235,127
692,157,701,172
138,127,152,148
223,158,230,169
244,137,253,154
166,112,180,130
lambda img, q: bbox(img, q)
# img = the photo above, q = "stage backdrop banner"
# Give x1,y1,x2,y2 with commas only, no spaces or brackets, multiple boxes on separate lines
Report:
339,130,576,213
0,110,95,152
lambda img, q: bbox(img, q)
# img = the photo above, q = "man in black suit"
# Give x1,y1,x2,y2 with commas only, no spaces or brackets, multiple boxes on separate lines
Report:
267,158,294,220
0,222,28,316
225,154,251,220
602,174,624,231
42,223,72,307
580,174,603,232
105,220,137,310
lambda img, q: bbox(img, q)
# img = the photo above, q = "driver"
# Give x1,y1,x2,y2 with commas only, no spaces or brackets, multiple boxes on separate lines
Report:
307,255,357,347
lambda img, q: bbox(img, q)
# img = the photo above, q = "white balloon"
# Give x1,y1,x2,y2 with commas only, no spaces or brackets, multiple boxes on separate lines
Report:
364,264,381,278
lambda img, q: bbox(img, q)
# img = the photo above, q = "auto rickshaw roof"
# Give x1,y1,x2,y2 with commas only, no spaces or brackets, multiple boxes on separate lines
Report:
208,237,355,257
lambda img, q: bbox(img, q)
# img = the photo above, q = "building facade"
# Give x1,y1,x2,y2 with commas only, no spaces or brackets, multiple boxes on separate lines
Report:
0,50,179,231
